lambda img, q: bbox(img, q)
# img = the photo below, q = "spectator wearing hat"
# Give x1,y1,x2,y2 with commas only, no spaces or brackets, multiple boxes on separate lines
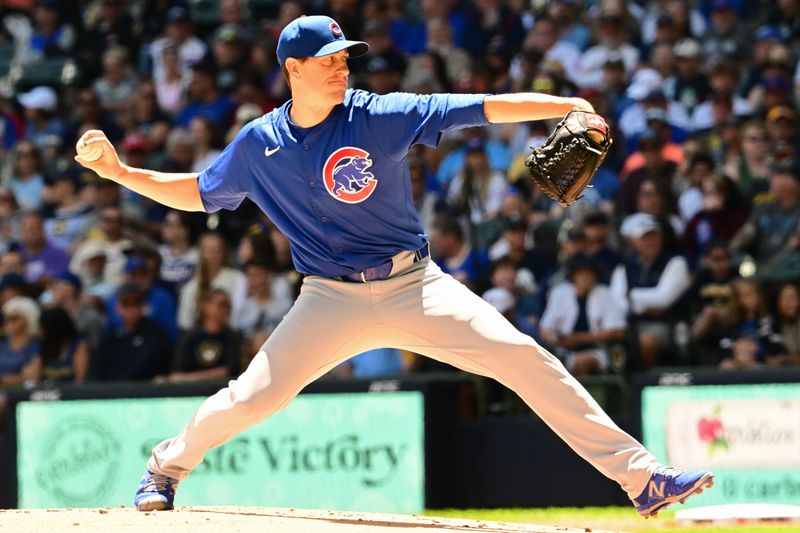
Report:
432,217,491,294
702,0,748,60
28,0,76,61
167,288,242,383
349,19,407,80
741,25,788,96
76,0,139,81
43,167,93,253
174,60,235,129
688,240,739,364
669,38,710,115
611,213,692,370
363,55,403,95
598,53,635,122
65,88,124,146
18,210,68,286
576,13,640,88
620,109,685,181
92,45,138,118
77,205,132,286
482,258,538,338
730,163,800,281
33,306,90,383
540,253,624,375
0,296,41,385
68,240,115,302
641,2,707,47
490,216,554,293
619,84,691,142
211,24,250,95
148,5,207,83
0,273,29,306
583,211,621,283
764,105,798,154
17,86,66,151
106,250,178,341
43,270,104,352
689,59,752,132
750,72,794,119
436,126,511,189
446,138,508,226
92,281,171,381
5,140,46,212
617,129,679,217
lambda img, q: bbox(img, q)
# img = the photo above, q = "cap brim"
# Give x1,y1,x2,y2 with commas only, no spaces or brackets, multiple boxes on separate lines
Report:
314,40,370,59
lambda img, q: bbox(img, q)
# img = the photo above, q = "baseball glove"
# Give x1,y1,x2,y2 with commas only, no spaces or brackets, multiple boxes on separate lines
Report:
524,109,612,207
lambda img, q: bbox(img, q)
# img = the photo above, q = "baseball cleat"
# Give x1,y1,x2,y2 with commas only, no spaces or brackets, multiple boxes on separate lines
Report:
632,466,714,518
134,469,179,511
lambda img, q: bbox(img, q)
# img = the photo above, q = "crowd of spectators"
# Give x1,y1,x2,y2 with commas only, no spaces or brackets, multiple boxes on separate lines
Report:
2,0,800,397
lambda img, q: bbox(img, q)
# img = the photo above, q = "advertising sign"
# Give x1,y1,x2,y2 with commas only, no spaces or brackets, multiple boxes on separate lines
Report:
17,392,424,512
642,384,800,507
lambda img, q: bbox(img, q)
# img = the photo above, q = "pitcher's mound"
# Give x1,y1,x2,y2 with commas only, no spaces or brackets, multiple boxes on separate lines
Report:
0,506,617,532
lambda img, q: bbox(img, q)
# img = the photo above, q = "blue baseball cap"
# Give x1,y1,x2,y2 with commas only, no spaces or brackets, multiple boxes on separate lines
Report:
277,16,369,66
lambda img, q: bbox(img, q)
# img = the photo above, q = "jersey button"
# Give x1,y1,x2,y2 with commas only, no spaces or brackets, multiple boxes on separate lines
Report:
337,247,343,254
303,143,310,150
320,216,327,223
308,180,315,188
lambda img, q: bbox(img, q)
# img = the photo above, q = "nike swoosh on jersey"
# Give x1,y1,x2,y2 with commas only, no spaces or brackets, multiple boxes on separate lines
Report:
264,146,280,157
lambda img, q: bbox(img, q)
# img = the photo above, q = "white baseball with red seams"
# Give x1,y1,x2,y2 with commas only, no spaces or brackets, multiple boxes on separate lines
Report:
77,140,103,162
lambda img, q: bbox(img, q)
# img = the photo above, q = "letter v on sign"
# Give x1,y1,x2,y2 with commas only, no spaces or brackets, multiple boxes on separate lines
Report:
648,480,665,499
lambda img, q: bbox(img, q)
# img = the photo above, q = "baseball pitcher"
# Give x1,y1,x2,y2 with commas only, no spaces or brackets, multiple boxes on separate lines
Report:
75,15,712,519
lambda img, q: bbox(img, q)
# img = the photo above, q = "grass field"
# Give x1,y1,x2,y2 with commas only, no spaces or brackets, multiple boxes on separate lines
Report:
425,507,800,533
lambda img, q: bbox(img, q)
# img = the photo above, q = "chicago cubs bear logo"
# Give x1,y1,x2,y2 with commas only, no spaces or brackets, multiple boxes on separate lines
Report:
330,22,343,37
323,147,378,204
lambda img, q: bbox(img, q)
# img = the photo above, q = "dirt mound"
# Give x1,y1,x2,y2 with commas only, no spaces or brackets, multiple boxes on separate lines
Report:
0,507,615,532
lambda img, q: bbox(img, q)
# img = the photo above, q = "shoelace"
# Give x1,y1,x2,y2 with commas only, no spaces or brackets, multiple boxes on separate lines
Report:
142,473,173,494
655,466,684,492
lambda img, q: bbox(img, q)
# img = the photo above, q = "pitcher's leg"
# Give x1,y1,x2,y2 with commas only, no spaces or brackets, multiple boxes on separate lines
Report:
379,262,658,497
148,277,376,480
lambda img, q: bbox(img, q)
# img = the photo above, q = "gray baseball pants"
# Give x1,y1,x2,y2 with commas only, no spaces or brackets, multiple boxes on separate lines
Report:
149,252,659,498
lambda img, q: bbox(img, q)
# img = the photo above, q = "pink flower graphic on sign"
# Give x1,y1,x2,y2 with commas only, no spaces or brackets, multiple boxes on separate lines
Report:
697,405,729,455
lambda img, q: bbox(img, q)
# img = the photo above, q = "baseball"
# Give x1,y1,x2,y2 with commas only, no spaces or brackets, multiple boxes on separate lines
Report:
77,139,104,162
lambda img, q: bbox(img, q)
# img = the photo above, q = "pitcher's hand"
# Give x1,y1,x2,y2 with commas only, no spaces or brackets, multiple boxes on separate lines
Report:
74,130,124,180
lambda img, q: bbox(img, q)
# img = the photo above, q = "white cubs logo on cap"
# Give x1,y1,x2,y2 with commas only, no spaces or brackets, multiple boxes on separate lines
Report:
330,22,343,37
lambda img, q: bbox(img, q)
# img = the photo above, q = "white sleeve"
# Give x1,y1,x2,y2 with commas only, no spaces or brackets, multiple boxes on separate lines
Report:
629,256,692,314
609,265,630,316
596,286,627,330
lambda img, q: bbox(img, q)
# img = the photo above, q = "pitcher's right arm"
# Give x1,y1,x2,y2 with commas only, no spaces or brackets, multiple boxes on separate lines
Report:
75,130,205,212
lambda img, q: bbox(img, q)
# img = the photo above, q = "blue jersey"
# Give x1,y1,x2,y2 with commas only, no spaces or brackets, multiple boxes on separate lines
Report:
198,89,487,277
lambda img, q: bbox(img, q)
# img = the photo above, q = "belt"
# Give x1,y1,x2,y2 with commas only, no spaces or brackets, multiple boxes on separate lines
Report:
338,243,430,283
